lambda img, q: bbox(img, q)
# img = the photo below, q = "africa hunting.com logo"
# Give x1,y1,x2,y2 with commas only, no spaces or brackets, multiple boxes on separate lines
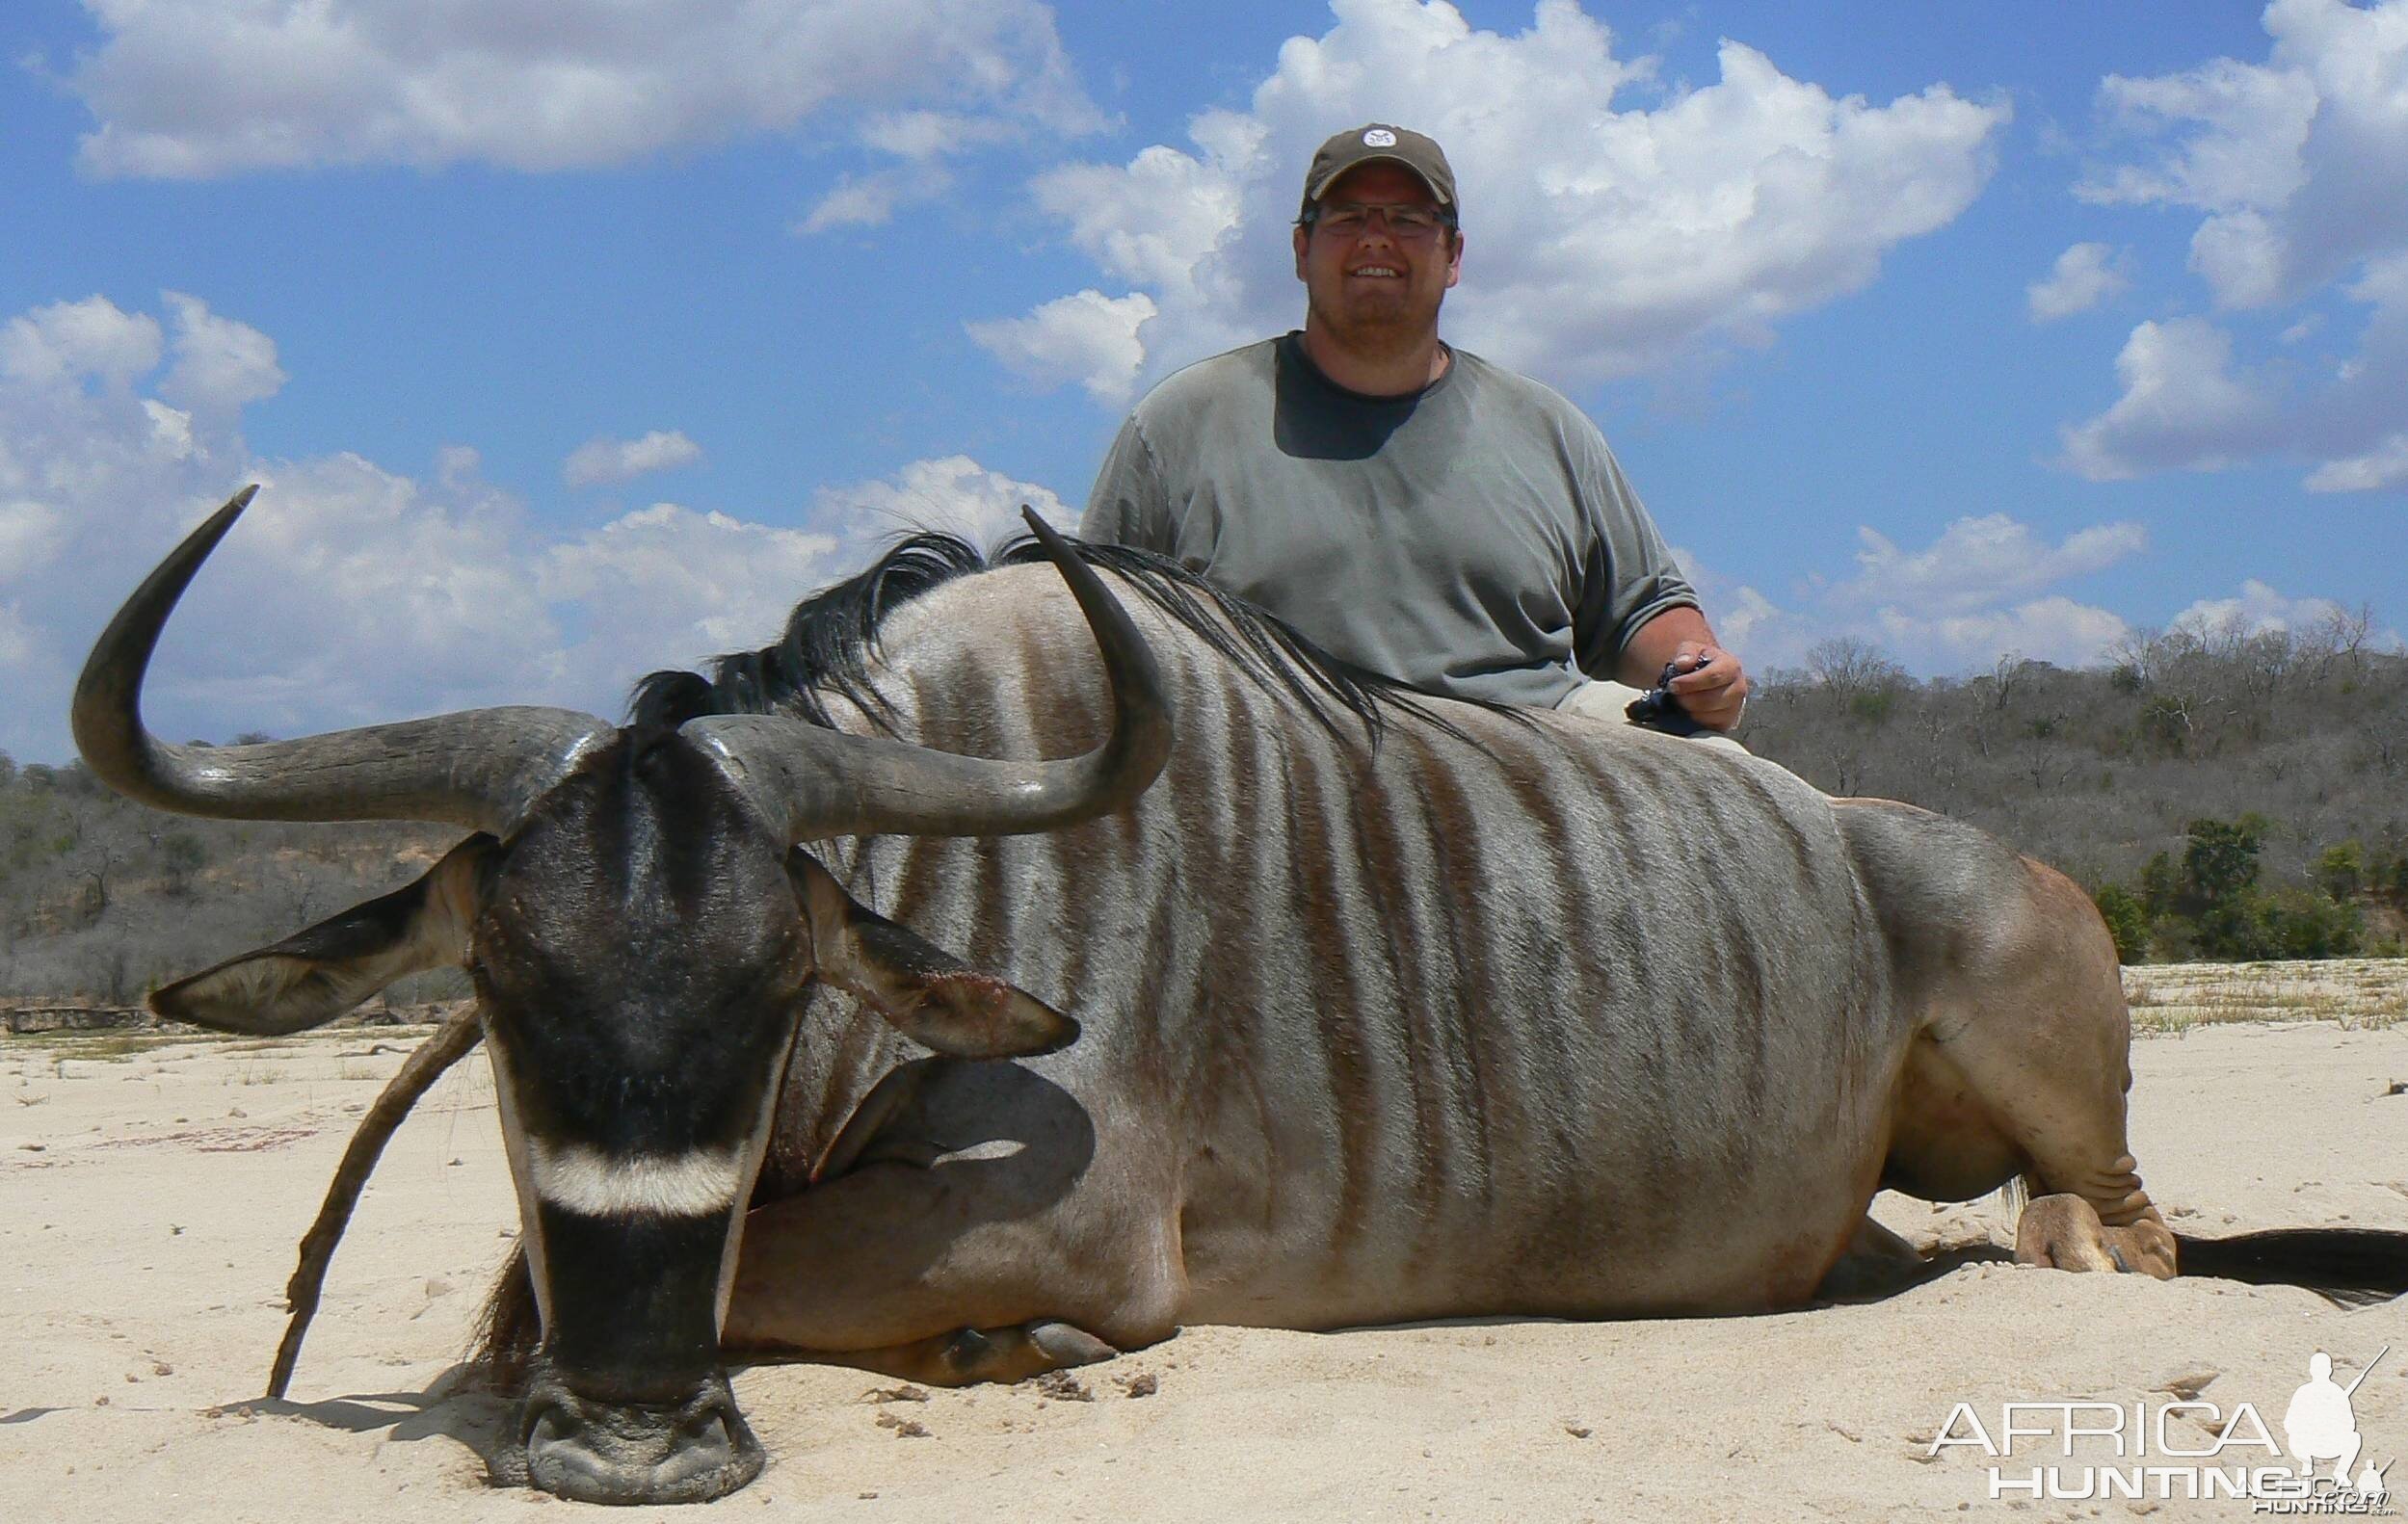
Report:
1928,1346,2394,1511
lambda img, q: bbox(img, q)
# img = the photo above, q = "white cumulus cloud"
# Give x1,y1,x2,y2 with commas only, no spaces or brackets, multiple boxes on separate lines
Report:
815,454,1074,546
158,292,286,415
539,504,842,676
563,431,705,488
64,0,1100,178
1872,596,2133,672
1715,514,2144,676
0,291,1072,762
979,0,2008,399
2057,317,2285,481
798,171,941,234
2077,57,2319,228
2304,432,2408,492
1833,514,2147,619
2170,578,2352,639
966,290,1157,403
2027,243,2133,321
2061,0,2408,491
0,295,163,389
0,501,69,580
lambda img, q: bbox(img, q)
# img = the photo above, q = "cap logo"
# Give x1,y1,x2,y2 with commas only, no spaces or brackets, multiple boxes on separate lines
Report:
1363,128,1398,147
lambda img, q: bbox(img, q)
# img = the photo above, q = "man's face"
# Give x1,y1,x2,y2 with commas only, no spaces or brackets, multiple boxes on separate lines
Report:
1292,162,1463,352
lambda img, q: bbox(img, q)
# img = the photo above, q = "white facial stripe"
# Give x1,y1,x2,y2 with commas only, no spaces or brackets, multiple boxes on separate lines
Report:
525,1138,745,1218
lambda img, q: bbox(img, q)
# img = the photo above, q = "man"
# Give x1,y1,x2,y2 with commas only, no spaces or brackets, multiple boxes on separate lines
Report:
2283,1351,2364,1486
1079,122,1749,737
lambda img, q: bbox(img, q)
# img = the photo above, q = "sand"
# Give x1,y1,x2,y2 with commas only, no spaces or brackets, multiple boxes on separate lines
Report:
4,1012,2405,1523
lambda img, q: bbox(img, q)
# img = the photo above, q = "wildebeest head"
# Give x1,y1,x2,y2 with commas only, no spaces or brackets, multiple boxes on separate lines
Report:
72,488,1171,1505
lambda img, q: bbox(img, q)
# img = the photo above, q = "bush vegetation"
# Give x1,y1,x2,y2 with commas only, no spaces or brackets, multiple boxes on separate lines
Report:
1738,605,2405,963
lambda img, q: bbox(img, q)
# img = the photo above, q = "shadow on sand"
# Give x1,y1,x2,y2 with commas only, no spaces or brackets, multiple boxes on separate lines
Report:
213,1362,516,1478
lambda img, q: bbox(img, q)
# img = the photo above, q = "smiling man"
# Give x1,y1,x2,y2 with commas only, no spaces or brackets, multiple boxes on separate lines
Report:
1080,122,1750,739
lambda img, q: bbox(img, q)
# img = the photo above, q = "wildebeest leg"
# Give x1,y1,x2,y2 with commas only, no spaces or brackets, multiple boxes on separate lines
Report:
720,1156,1178,1381
746,1319,1123,1387
1838,800,2177,1279
723,1059,1180,1379
1814,1216,1928,1300
1936,858,2177,1278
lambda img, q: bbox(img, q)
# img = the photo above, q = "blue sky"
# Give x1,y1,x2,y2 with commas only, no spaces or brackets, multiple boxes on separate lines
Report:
2,0,2403,762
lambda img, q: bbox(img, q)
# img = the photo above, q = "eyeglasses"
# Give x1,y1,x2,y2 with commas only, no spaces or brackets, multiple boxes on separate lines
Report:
1307,201,1455,240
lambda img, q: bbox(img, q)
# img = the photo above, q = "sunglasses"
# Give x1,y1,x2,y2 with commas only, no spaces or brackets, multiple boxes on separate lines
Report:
1307,201,1456,240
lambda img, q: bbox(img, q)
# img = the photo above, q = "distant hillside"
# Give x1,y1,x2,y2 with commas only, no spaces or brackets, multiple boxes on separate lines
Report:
1741,612,2407,958
5,608,2401,998
0,751,460,1003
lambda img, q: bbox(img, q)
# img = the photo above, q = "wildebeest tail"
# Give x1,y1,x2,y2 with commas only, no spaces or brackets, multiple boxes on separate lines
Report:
470,1247,542,1393
2176,1228,2408,1306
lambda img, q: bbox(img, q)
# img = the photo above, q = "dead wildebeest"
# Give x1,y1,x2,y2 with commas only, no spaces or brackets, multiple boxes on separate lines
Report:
77,488,2408,1505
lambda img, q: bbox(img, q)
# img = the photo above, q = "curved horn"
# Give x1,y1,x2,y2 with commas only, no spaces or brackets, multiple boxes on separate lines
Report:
73,487,613,832
688,509,1173,841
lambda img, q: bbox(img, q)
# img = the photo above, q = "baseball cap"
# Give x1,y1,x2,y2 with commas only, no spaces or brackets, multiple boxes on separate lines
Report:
1301,123,1457,217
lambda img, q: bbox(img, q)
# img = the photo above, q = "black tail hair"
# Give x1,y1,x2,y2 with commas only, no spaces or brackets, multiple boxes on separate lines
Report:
470,1248,541,1394
2177,1228,2408,1307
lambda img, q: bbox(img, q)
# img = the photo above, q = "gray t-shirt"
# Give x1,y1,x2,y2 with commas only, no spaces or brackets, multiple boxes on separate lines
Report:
1080,333,1696,709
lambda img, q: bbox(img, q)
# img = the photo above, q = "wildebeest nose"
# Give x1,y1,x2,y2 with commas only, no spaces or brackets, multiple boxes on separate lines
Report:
518,1369,765,1506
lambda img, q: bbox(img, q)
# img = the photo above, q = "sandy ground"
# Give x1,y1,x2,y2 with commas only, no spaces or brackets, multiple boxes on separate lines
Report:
4,1003,2406,1523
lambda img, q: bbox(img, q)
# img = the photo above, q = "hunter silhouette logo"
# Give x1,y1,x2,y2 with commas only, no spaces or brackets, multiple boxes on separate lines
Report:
2286,1349,2394,1499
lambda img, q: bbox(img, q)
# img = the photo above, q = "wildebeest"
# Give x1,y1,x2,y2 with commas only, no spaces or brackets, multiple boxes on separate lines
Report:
76,488,2398,1505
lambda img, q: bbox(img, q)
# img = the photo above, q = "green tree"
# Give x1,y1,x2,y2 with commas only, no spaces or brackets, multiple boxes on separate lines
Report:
2264,889,2364,959
2377,850,2408,908
2092,883,2151,963
2315,841,2367,900
2181,815,2268,912
2138,852,2180,920
2178,815,2288,959
2195,894,2280,960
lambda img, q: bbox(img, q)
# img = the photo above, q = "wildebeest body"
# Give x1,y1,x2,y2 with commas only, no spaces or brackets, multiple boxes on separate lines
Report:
723,570,1905,1349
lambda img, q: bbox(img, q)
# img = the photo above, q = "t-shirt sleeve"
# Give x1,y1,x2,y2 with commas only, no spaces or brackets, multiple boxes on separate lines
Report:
1079,414,1176,553
1572,436,1699,679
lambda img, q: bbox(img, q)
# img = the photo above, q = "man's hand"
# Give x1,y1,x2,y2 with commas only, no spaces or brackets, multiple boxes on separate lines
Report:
1665,642,1749,731
1618,609,1750,732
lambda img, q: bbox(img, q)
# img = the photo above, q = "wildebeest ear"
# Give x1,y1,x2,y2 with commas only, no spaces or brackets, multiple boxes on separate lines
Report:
787,852,1079,1060
151,835,498,1037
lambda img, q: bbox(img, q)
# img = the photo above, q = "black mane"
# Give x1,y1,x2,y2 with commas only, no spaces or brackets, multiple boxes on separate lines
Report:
629,531,1500,744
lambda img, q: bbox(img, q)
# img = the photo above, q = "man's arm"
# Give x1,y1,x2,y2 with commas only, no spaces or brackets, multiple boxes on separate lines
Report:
1566,430,1751,733
1617,606,1750,732
1079,414,1176,553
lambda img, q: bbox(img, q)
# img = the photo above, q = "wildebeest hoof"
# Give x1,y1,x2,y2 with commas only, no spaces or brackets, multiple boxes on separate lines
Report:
2016,1195,2178,1278
1026,1319,1117,1367
939,1319,1119,1383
